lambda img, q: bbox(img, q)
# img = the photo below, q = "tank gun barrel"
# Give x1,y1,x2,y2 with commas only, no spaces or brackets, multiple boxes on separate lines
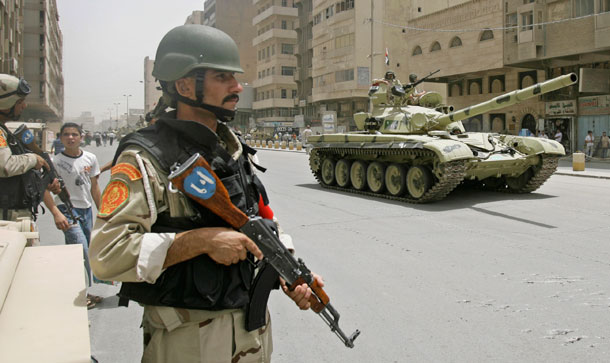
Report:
436,73,577,128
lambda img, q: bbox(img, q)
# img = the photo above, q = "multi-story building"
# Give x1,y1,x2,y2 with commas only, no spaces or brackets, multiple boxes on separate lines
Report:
295,0,421,133
143,56,162,115
0,0,25,76
201,1,257,85
252,0,299,136
22,0,63,123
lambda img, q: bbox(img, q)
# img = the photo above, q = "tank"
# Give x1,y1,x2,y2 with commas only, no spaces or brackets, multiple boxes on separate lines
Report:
307,73,577,203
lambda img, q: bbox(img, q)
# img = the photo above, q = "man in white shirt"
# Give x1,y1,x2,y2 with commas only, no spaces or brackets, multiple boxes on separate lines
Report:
43,122,102,308
585,130,595,157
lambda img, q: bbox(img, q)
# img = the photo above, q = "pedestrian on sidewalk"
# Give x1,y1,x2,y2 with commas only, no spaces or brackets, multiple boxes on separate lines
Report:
585,130,595,157
108,131,115,146
43,122,103,309
600,131,609,159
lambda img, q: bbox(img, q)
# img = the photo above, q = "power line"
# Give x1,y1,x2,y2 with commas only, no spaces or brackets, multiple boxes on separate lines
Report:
368,12,603,33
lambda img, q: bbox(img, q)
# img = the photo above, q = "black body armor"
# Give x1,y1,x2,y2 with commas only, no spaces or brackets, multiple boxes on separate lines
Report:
116,119,269,311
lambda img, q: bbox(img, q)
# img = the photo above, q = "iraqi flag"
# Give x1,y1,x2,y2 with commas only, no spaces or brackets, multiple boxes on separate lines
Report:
385,48,389,66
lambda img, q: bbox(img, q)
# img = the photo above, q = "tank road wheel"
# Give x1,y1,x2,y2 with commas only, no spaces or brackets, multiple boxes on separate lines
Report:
320,158,336,186
506,169,533,191
385,163,407,196
350,160,368,190
335,159,352,188
366,162,386,193
406,166,433,199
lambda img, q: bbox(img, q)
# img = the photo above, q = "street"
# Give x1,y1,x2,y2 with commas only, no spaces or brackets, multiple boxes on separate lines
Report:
38,145,610,362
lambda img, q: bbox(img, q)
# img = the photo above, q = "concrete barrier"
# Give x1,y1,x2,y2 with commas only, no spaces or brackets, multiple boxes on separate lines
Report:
255,140,261,147
268,141,274,148
280,141,286,149
274,141,280,149
573,152,585,171
296,142,303,151
288,142,294,150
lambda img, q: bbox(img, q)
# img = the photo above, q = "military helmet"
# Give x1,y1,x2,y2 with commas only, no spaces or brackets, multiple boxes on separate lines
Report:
409,73,418,83
384,71,395,80
153,25,244,82
0,74,31,109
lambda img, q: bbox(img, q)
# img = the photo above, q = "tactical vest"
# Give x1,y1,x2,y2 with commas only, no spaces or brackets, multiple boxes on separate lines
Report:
117,118,269,311
0,124,45,220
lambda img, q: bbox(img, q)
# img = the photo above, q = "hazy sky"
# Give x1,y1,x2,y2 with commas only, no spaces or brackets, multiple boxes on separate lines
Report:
58,0,205,121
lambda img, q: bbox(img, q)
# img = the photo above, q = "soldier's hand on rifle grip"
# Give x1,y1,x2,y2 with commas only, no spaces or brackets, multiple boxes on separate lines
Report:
281,273,324,311
47,178,61,194
34,154,50,171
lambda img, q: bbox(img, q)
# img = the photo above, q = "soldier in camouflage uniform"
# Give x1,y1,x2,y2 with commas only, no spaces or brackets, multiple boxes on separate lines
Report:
0,74,55,224
89,25,319,363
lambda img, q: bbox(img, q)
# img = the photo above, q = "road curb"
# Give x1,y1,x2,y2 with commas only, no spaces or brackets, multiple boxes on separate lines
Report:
555,171,610,180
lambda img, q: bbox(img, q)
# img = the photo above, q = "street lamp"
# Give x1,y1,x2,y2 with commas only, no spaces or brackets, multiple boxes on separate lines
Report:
113,102,121,129
123,94,132,126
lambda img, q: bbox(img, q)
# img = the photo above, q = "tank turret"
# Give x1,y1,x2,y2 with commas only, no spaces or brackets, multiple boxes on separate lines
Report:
355,73,577,135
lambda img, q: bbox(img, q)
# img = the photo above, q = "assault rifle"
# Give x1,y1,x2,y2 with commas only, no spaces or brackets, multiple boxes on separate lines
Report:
404,69,440,92
14,124,81,224
168,153,360,348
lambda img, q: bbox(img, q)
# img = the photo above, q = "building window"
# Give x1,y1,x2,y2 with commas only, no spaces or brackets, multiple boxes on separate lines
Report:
281,20,287,29
574,0,594,16
292,89,297,98
281,89,287,98
272,45,275,55
520,12,533,31
506,13,518,30
430,41,441,52
282,0,287,6
602,0,610,13
480,29,494,41
281,43,294,54
335,69,354,82
281,66,296,76
412,46,422,56
335,33,355,49
449,36,462,48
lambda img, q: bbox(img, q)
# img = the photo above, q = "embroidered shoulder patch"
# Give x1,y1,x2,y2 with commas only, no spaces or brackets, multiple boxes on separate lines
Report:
98,180,129,218
111,162,142,181
0,132,7,148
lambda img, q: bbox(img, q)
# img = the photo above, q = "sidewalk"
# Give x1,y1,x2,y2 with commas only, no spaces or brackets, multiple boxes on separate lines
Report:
555,157,610,179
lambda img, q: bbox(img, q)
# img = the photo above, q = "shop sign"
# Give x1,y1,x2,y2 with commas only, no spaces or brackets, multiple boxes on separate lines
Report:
322,111,336,133
578,95,610,115
545,100,576,116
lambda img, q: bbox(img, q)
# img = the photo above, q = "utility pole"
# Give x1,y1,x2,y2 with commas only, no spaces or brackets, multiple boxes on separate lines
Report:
113,102,120,130
123,94,132,127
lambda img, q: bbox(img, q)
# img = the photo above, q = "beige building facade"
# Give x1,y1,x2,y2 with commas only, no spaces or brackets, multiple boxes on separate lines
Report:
251,0,299,136
143,56,161,115
0,0,25,76
22,0,63,123
202,0,257,85
294,0,423,133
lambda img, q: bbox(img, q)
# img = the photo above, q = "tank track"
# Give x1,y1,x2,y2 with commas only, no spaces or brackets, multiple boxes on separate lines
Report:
502,154,560,193
310,147,466,204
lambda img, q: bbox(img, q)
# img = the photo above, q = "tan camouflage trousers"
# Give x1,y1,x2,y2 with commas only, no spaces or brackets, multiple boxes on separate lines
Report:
142,306,273,363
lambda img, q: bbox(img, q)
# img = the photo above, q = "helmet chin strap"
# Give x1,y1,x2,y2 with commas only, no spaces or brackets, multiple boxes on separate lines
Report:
0,105,17,119
175,71,236,123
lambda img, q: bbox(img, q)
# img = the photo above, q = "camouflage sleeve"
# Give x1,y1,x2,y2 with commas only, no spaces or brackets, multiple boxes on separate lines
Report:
89,148,172,283
0,128,37,177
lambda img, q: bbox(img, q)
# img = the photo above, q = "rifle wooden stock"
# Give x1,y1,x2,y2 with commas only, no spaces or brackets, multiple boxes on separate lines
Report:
168,155,249,229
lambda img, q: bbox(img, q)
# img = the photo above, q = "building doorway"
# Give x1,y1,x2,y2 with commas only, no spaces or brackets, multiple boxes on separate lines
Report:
521,114,536,135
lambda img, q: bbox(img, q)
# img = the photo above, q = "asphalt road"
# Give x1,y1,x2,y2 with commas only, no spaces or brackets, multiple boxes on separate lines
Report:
38,145,610,362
